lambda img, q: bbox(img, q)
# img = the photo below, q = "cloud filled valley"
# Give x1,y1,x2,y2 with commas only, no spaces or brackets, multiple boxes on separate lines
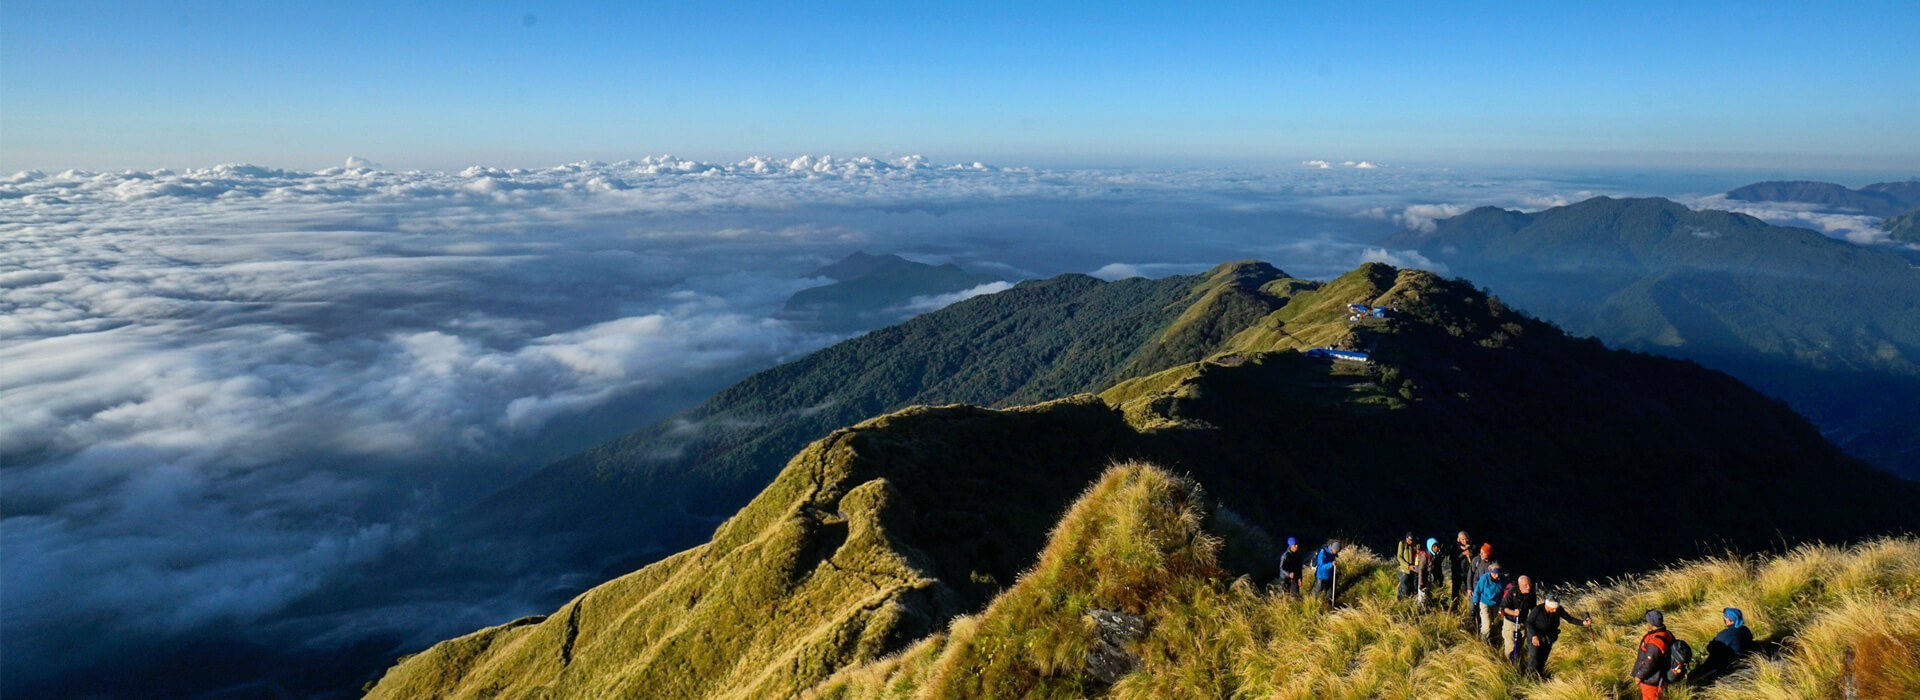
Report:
0,156,1829,696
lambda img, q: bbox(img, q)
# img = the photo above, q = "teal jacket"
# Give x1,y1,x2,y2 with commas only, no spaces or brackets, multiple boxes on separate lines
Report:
1473,571,1505,606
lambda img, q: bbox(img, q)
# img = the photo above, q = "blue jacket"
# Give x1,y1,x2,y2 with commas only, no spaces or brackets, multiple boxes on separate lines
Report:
1313,548,1339,580
1472,571,1505,606
1711,625,1753,655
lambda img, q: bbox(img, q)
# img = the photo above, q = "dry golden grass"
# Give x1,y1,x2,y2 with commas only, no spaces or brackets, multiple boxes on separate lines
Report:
372,443,1918,700
818,511,1919,700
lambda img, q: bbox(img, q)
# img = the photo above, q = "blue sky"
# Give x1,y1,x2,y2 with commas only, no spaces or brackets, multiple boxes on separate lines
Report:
3,1,1917,171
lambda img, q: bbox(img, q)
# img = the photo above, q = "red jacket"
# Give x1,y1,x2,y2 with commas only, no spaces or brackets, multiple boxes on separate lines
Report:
1633,629,1676,684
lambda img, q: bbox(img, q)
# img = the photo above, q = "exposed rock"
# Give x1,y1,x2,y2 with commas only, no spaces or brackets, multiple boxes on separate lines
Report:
1085,609,1147,685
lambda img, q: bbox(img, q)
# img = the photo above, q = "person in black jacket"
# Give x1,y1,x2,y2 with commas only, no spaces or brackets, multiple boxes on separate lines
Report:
1450,531,1475,611
1276,537,1305,596
1694,607,1756,683
1499,575,1538,664
1522,597,1592,677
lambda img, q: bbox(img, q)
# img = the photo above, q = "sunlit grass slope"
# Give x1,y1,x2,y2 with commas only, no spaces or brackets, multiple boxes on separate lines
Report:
813,513,1920,700
366,397,1143,700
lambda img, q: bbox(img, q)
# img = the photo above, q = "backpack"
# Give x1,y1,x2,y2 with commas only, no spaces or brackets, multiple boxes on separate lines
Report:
1665,638,1693,683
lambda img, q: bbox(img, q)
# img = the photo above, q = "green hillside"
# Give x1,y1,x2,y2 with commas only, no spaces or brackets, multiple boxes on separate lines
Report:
1391,196,1920,478
1884,209,1920,244
462,261,1299,575
377,263,1920,699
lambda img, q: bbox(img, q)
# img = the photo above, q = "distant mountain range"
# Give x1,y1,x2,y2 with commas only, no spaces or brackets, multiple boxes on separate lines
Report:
1725,179,1920,217
777,253,1003,332
371,262,1920,699
1389,196,1920,478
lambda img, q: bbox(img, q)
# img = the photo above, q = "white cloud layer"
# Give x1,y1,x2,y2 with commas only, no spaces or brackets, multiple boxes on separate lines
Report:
895,281,1016,314
1687,194,1895,245
1359,247,1450,274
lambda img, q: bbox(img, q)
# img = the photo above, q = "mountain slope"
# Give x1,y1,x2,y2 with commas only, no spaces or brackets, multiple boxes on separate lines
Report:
377,262,1920,699
806,464,1263,700
812,533,1920,700
367,398,1153,700
1885,208,1920,244
1390,196,1920,478
1726,179,1920,217
463,262,1295,576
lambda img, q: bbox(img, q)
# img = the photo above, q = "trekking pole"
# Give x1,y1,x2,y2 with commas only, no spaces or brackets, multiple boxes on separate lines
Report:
1330,562,1338,608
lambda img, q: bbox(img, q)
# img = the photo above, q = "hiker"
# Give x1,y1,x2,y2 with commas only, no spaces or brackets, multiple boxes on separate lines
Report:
1632,609,1680,700
1396,532,1419,599
1417,538,1443,607
1467,542,1495,623
1450,531,1475,610
1276,537,1305,596
1311,540,1341,603
1472,563,1506,645
1499,574,1538,663
1470,542,1495,586
1522,597,1592,678
1694,607,1755,682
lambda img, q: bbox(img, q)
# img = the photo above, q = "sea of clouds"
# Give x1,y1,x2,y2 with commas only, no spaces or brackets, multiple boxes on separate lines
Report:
0,154,1778,694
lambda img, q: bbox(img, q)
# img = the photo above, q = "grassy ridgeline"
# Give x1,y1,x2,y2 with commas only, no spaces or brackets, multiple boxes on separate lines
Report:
371,262,1920,699
811,465,1920,700
370,457,1918,699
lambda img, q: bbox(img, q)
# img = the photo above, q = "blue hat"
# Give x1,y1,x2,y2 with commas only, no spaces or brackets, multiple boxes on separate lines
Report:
1286,536,1298,546
1724,607,1745,628
1426,537,1439,550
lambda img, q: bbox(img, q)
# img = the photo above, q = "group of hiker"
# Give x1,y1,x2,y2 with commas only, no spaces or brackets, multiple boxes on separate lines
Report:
1275,531,1758,697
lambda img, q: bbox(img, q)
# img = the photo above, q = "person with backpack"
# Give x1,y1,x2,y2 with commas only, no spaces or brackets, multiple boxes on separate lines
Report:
1396,532,1419,600
1499,574,1538,664
1450,531,1475,611
1632,609,1690,699
1694,607,1755,683
1276,537,1305,596
1471,563,1505,645
1311,540,1341,604
1417,538,1444,607
1521,597,1592,678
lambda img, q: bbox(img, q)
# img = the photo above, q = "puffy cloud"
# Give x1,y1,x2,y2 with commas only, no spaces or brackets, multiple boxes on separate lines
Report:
895,281,1016,314
1393,203,1470,233
1089,262,1215,281
1687,194,1893,245
1302,159,1382,170
1359,247,1450,274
